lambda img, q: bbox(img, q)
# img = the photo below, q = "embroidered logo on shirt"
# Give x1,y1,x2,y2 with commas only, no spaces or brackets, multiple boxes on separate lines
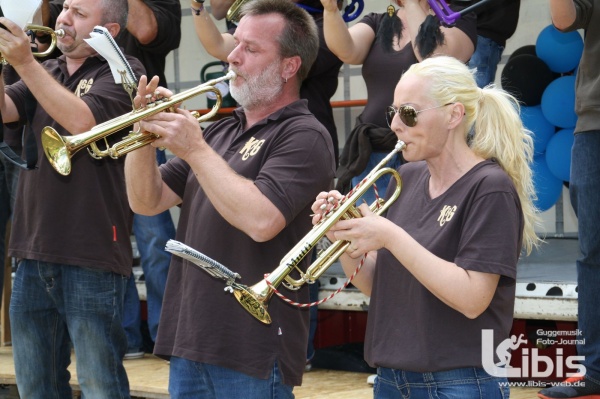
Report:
75,79,94,97
239,137,265,160
437,205,457,226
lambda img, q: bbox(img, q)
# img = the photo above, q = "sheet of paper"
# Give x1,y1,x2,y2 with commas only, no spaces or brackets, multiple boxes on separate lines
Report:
0,0,42,29
84,26,137,84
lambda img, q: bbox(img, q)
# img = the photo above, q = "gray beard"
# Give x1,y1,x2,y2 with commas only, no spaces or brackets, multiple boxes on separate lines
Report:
230,61,284,110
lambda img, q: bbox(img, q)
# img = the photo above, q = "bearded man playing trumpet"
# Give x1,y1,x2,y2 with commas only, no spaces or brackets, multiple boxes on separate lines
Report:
0,0,145,397
125,0,335,397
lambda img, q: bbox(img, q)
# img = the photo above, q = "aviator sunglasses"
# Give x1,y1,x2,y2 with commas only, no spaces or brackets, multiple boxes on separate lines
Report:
386,103,454,128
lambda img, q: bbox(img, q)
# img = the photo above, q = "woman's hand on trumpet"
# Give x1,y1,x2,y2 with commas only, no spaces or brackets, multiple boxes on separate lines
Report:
311,190,389,258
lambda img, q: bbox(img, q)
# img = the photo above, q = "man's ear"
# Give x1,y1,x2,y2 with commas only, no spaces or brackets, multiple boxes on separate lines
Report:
104,22,121,39
282,55,301,82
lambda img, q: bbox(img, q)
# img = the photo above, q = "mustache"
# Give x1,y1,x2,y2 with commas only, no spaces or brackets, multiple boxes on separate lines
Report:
230,68,244,80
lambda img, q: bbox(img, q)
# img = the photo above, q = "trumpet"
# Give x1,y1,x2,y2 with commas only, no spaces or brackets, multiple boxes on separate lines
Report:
1,25,64,65
231,141,406,324
226,0,252,23
41,70,236,176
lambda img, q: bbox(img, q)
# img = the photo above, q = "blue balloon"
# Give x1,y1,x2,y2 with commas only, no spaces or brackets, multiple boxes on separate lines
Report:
536,25,584,73
521,105,556,155
532,155,563,212
545,129,574,182
541,76,577,129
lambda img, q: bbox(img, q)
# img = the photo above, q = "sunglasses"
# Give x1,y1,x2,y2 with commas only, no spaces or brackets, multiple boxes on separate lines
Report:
386,103,454,128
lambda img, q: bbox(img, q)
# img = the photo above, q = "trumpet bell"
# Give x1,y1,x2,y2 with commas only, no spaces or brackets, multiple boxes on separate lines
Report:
42,126,72,176
233,282,272,324
226,0,251,22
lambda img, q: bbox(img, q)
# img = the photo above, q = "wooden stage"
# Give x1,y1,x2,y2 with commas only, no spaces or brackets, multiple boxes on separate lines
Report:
0,346,542,398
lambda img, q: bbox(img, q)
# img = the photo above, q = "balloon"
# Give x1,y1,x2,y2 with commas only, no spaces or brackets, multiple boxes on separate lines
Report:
521,105,556,155
541,76,577,129
545,129,574,182
508,45,537,63
501,54,557,106
532,155,563,212
536,25,584,73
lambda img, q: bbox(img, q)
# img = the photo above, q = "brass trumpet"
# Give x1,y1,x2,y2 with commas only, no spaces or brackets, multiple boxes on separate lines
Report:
226,0,251,23
231,141,406,324
41,70,236,176
0,25,64,65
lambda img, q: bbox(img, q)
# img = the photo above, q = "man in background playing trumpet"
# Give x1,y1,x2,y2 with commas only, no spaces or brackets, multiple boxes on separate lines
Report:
0,0,145,397
125,0,335,396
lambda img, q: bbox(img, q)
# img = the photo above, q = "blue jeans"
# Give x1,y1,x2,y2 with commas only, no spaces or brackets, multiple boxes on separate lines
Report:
0,150,20,300
468,35,504,89
168,356,294,399
124,210,176,348
307,278,320,361
351,152,401,206
123,150,176,350
9,260,130,399
373,367,509,399
569,131,600,380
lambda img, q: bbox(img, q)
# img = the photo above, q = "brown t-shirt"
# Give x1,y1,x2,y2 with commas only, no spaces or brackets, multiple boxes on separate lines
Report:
154,100,336,386
7,54,146,276
365,160,522,372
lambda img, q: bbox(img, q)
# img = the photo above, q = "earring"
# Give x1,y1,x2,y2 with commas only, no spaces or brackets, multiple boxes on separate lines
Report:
387,4,396,17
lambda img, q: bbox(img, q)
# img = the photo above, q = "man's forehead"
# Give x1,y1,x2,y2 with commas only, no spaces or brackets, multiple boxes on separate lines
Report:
63,0,96,11
235,14,284,43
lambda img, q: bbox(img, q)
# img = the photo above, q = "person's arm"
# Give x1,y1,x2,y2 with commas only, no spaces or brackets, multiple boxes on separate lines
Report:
0,18,96,134
127,77,286,242
126,0,159,44
549,0,577,30
210,0,236,20
191,1,236,61
326,204,500,318
320,0,375,64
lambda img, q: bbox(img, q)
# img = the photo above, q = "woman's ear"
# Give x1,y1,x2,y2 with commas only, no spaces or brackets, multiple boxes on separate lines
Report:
448,102,465,129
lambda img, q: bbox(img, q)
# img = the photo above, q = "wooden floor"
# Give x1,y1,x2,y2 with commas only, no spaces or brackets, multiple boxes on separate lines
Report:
0,346,540,398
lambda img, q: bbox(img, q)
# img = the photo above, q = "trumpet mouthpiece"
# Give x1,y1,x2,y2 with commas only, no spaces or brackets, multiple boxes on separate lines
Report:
55,29,65,38
227,69,237,81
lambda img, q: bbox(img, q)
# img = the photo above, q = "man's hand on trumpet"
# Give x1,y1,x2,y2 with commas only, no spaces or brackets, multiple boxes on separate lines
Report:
134,75,208,161
0,18,38,68
134,74,163,109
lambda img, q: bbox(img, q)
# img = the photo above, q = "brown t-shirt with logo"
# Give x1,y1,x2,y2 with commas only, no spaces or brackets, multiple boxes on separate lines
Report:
7,54,146,276
155,99,336,386
365,160,522,372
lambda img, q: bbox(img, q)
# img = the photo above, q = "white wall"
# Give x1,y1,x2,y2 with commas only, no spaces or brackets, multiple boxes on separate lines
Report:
164,0,577,236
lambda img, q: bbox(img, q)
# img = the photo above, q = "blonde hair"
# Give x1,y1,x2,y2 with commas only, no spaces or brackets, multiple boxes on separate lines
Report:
405,56,542,255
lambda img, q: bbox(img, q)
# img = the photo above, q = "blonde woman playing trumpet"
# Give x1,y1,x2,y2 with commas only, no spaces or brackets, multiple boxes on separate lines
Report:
312,56,541,399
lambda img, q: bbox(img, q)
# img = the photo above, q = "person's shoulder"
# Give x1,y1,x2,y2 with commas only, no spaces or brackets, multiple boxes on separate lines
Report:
471,160,515,190
359,12,384,29
398,160,428,178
